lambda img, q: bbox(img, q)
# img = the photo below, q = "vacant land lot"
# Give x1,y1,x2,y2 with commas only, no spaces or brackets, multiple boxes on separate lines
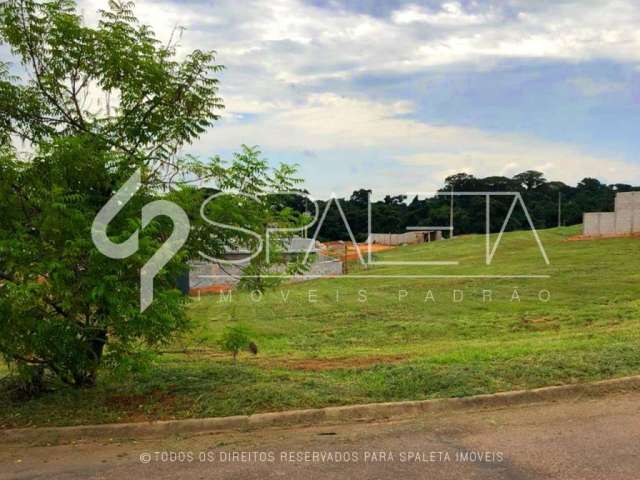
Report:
2,225,640,428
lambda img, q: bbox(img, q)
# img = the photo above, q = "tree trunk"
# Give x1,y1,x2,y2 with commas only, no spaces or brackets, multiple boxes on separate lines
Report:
72,329,107,388
15,364,45,398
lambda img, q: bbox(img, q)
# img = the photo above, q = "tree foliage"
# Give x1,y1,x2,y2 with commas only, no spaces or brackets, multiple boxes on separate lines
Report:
0,1,301,390
0,0,223,172
218,324,256,364
310,172,636,242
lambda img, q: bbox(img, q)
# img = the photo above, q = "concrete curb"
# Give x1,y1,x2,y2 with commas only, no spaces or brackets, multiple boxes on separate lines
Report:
3,375,640,445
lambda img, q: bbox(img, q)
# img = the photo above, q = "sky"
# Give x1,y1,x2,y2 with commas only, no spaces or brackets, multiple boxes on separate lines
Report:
10,0,640,197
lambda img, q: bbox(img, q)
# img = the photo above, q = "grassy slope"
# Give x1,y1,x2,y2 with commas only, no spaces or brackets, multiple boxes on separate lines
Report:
2,225,640,428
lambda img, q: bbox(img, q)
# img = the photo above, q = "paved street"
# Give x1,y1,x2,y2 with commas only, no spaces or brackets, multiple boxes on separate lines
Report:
3,391,640,479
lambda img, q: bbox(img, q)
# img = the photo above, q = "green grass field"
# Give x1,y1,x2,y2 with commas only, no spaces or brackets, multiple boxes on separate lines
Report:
2,225,640,428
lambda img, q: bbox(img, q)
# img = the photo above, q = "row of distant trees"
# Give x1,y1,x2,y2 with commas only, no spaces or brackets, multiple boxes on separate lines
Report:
301,171,638,242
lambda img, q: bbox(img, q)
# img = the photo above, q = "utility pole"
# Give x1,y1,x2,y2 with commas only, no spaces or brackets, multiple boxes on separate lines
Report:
343,242,348,274
449,184,454,239
557,191,562,227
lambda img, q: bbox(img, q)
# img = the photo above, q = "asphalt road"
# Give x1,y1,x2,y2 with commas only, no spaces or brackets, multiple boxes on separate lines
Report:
3,391,640,479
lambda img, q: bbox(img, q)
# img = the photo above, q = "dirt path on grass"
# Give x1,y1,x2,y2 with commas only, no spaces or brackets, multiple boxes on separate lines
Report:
254,353,409,371
3,390,640,479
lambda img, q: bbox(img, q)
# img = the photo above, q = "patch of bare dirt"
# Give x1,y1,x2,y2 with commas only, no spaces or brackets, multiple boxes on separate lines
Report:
565,232,640,242
162,349,409,370
256,354,409,372
105,389,190,422
513,316,560,332
321,242,396,261
189,284,233,297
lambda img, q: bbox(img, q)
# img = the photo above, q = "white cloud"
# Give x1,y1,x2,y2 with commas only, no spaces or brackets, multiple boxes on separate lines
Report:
392,2,497,26
568,77,626,96
201,93,640,194
33,1,638,195
76,0,640,95
38,0,634,142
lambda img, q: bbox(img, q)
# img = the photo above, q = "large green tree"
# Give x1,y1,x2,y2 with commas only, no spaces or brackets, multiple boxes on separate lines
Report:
0,0,302,390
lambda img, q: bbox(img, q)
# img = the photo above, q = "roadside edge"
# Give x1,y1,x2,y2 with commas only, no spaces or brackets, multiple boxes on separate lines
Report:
3,374,639,445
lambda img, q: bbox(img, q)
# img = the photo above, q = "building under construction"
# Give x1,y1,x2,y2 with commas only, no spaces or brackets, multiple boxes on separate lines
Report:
583,192,640,236
366,229,444,246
